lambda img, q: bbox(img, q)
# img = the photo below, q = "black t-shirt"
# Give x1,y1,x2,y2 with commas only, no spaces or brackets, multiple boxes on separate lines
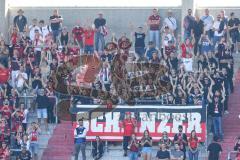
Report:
193,20,204,37
156,150,170,159
94,18,106,29
209,101,223,117
50,15,62,30
228,18,240,34
36,95,49,109
142,137,152,147
207,142,222,160
18,150,32,160
134,32,146,48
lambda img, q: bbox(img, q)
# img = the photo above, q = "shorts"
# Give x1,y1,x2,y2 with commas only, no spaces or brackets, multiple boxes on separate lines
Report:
141,147,152,154
30,143,39,155
84,45,94,54
37,108,47,119
230,32,240,43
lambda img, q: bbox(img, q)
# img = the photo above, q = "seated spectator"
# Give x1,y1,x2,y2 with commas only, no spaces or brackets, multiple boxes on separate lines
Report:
145,41,158,60
159,131,172,149
17,145,32,160
170,143,184,160
92,136,104,160
156,143,170,160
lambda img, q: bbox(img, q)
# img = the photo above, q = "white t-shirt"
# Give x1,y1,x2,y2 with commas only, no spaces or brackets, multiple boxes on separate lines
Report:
182,58,193,72
22,109,29,123
201,15,214,31
39,25,51,40
163,17,177,31
15,71,28,88
29,25,40,41
163,33,174,47
213,21,224,37
33,36,43,52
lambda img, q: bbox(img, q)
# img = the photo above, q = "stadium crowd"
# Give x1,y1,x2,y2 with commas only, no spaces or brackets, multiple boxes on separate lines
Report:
0,6,238,160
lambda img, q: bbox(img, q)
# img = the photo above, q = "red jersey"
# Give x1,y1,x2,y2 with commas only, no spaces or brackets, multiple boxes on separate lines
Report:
84,30,94,46
148,15,160,30
1,106,13,119
0,68,9,84
181,43,193,58
122,118,136,136
11,33,18,45
189,138,198,149
30,131,38,142
72,26,84,41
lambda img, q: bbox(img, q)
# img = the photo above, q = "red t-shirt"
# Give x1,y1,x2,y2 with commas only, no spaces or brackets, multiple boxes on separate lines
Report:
72,27,84,41
84,30,95,46
181,43,193,58
189,138,198,149
30,131,38,141
122,118,136,136
148,15,160,30
0,68,9,84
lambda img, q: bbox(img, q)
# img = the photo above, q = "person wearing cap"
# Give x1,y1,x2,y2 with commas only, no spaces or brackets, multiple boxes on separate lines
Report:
60,26,69,46
163,10,177,34
228,12,240,54
74,118,87,160
94,12,107,52
173,125,188,160
18,145,32,160
49,9,63,42
207,136,222,160
13,9,27,33
120,112,137,157
147,8,161,49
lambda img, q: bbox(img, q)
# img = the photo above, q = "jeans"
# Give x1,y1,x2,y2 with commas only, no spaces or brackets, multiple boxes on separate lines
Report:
95,31,105,52
184,30,191,41
194,36,200,55
188,149,199,160
213,116,223,140
149,30,160,48
74,143,86,160
129,151,138,160
52,29,60,43
123,136,131,151
135,47,145,59
213,36,222,49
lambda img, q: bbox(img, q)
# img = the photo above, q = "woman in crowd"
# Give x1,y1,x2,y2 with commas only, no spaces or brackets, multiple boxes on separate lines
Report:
92,136,104,160
128,133,140,160
188,130,199,160
141,130,152,160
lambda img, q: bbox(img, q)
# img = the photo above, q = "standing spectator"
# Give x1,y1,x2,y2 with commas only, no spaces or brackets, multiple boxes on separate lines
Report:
181,38,193,58
15,65,28,93
132,26,146,61
159,131,172,149
39,20,52,41
33,29,43,66
13,9,27,33
148,8,161,49
49,9,63,42
28,19,40,41
35,89,49,132
83,26,95,60
141,130,152,160
60,27,69,46
74,118,87,160
94,12,107,52
183,9,195,40
207,136,222,160
156,143,170,160
145,41,158,60
72,24,84,52
92,136,104,160
192,14,204,56
163,10,177,35
170,143,184,160
128,133,140,160
207,84,225,141
99,62,111,92
212,14,225,48
173,125,188,160
120,112,136,157
201,9,214,40
188,130,199,160
228,12,240,53
28,122,40,160
0,141,10,159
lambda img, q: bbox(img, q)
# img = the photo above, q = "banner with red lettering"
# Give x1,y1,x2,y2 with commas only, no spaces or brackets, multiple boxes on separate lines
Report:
72,105,206,142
